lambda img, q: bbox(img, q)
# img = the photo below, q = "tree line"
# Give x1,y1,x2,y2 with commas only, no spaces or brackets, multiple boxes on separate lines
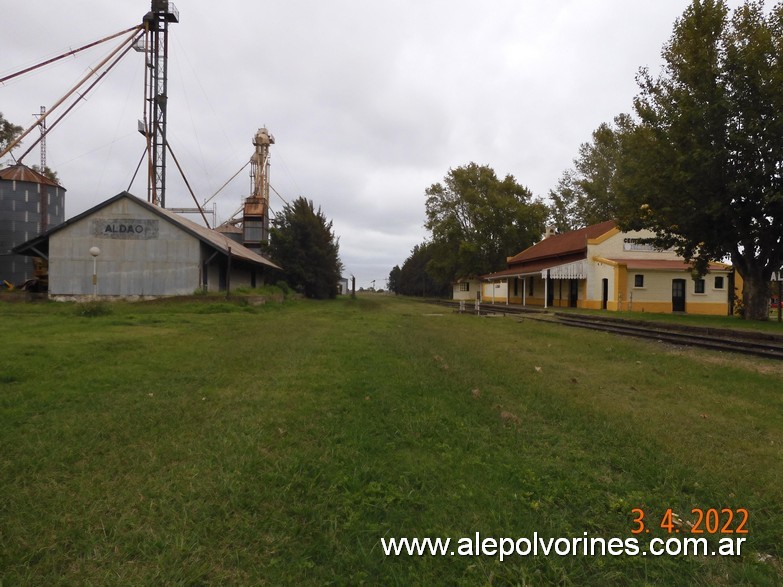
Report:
390,0,783,321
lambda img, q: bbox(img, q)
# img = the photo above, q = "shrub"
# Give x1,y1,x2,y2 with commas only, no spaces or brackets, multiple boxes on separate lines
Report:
74,301,113,317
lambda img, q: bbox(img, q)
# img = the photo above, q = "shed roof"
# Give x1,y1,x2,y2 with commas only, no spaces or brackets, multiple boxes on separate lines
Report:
0,163,63,188
13,191,280,270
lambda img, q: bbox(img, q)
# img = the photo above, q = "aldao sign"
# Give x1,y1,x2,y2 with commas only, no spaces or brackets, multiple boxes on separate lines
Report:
92,218,160,240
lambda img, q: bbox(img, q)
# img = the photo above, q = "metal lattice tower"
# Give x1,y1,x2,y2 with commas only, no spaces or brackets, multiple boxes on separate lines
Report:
138,0,178,207
36,106,47,170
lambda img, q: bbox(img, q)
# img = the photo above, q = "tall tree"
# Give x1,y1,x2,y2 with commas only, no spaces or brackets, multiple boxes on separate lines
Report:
616,0,783,320
424,163,547,283
549,114,633,231
267,197,343,299
387,265,401,294
1,113,23,159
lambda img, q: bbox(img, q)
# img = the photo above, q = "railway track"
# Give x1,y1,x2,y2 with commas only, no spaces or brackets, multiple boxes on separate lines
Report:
429,299,783,360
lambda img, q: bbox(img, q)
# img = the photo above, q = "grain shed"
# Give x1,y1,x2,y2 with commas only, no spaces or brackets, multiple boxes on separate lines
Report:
13,191,280,300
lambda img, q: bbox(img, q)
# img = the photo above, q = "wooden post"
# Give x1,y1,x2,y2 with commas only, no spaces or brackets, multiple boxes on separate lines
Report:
226,247,232,299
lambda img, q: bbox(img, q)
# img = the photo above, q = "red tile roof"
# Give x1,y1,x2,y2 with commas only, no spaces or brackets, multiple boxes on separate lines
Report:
507,220,616,265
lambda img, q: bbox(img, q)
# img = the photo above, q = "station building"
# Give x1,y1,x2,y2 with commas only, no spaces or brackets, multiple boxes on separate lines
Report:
13,191,280,300
481,221,733,315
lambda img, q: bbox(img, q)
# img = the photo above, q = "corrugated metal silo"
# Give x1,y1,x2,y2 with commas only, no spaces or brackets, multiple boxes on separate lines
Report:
0,164,66,286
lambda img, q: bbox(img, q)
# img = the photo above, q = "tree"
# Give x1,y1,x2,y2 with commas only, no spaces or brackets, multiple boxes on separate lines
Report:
424,163,547,283
32,165,60,185
549,114,634,231
615,0,783,320
267,197,343,299
396,242,451,297
1,112,23,160
387,265,401,294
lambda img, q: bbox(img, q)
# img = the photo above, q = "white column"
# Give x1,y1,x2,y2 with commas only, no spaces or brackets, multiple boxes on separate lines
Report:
544,272,549,309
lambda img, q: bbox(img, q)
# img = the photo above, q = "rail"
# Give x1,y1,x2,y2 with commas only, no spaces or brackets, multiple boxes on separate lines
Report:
427,299,783,361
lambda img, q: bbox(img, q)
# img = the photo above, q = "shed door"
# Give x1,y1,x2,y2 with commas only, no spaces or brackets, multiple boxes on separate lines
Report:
672,279,686,312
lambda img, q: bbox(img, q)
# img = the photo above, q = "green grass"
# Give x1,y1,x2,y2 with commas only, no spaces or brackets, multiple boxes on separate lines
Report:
0,295,781,585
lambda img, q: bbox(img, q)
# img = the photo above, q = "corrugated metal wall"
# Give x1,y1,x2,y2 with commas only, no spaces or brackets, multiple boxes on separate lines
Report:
49,198,201,297
0,178,65,285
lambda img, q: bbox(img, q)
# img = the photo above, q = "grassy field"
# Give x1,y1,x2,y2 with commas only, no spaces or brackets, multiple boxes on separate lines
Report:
1,294,781,585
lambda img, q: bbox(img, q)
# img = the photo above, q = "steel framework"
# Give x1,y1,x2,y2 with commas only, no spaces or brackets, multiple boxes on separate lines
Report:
139,0,179,207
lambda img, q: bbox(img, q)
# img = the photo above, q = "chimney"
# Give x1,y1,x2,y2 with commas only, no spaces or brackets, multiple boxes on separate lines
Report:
543,225,557,239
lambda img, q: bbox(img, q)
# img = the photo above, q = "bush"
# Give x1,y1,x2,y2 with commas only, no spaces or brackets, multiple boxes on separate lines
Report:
74,301,113,317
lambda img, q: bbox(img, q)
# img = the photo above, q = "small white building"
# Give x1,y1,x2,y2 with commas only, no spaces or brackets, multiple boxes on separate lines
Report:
13,192,280,300
452,277,480,301
337,277,350,295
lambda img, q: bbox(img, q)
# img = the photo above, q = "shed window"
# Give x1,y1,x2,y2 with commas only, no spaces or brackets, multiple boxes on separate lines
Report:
714,276,724,289
694,278,705,294
634,274,644,288
459,282,470,292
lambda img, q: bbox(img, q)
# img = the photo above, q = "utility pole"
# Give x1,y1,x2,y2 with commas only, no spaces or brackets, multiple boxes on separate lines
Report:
35,106,46,170
34,105,48,232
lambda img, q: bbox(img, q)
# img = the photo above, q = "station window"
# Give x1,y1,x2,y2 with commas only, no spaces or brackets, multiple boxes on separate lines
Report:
459,282,470,292
714,276,724,289
634,274,644,288
695,278,706,294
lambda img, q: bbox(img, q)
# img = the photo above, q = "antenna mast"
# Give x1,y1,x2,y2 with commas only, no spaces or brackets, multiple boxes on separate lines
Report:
36,106,47,170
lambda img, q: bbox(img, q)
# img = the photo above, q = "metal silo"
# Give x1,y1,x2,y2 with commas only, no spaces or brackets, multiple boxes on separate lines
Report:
0,164,66,287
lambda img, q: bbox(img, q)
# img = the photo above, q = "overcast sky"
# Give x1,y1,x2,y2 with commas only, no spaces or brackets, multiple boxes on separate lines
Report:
2,1,745,288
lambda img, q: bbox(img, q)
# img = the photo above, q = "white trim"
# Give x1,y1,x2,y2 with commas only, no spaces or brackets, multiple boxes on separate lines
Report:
548,259,588,280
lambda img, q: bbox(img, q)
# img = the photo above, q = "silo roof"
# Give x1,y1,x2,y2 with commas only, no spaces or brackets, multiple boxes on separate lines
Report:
0,163,63,188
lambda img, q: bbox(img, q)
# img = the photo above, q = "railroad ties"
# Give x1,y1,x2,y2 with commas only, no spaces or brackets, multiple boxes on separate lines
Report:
431,300,783,361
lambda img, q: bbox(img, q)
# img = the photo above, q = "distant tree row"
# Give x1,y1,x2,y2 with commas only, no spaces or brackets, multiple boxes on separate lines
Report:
387,242,450,297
